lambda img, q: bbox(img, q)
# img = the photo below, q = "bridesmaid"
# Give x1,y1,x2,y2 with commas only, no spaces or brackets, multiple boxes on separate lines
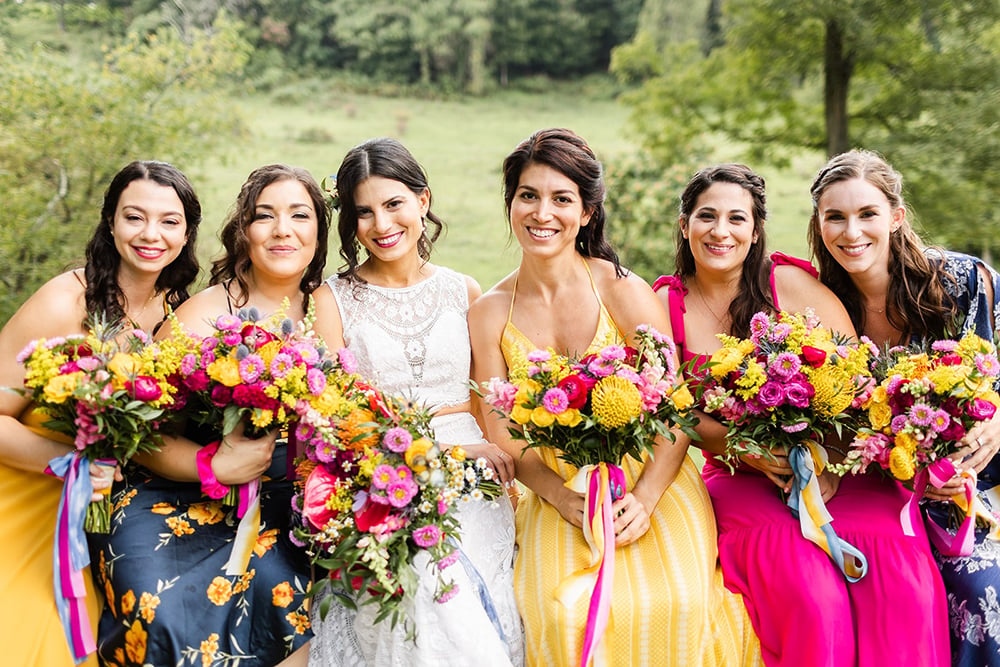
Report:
653,162,949,666
469,128,760,666
809,148,1000,666
0,161,201,665
88,164,325,666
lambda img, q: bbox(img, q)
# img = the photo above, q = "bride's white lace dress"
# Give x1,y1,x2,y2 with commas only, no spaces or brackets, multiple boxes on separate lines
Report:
311,267,524,667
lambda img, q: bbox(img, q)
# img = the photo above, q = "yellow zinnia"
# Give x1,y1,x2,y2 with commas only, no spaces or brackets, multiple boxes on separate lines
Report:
43,373,80,404
206,356,241,387
591,376,643,429
889,446,916,481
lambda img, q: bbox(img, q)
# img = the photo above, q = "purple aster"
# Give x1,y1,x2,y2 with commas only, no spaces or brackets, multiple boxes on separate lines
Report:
413,524,443,548
383,427,413,453
306,367,327,395
768,352,802,381
542,388,569,414
270,352,295,379
239,355,265,383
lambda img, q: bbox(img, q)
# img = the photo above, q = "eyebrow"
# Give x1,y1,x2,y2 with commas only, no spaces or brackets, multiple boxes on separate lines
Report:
517,184,577,196
255,202,314,210
121,204,184,217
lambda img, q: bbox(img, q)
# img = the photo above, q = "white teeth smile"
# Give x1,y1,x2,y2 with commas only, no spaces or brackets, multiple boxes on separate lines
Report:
529,228,557,239
134,247,165,258
375,232,403,247
706,244,732,252
840,244,870,257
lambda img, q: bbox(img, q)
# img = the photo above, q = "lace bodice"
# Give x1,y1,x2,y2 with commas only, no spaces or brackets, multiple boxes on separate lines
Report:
327,266,473,411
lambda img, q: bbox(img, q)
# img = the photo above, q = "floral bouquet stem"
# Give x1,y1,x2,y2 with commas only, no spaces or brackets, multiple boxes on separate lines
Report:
554,462,627,667
83,459,119,534
786,442,867,582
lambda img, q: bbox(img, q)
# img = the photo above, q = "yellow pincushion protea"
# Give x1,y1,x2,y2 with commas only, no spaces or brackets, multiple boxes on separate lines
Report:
889,446,916,481
591,375,643,429
807,366,854,417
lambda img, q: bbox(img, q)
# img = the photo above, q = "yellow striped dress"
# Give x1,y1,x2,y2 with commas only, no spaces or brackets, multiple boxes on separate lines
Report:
501,302,761,667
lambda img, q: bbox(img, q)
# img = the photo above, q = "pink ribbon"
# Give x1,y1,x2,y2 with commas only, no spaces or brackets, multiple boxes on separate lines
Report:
579,463,626,667
46,452,100,663
901,458,976,557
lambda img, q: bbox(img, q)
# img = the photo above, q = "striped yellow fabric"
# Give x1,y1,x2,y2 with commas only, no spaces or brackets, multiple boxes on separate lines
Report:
502,317,762,666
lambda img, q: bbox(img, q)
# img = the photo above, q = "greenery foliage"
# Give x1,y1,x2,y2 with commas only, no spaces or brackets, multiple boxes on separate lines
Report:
0,16,250,322
612,0,1000,259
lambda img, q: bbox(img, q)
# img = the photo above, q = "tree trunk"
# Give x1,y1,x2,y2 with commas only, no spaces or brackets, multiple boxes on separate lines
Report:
824,19,853,157
703,0,724,55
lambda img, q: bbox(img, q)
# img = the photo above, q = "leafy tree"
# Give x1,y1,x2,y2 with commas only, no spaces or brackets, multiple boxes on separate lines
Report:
0,17,250,324
612,0,1000,258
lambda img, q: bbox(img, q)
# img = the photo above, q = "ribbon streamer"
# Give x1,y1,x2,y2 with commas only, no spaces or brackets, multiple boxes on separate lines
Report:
902,458,1000,557
787,442,868,582
450,540,510,658
224,478,261,575
555,462,626,667
46,452,99,663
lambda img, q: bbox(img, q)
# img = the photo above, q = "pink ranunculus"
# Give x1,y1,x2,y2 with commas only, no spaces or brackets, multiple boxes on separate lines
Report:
967,397,997,421
127,376,163,402
784,381,813,408
938,353,963,366
757,381,785,408
303,465,340,530
800,345,827,368
59,361,81,374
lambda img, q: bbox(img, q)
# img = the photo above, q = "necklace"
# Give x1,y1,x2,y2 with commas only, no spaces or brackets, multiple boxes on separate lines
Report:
863,302,886,314
695,285,730,327
127,289,161,326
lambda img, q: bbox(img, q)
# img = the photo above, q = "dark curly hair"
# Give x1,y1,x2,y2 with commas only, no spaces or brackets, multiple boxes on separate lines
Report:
333,137,443,283
83,160,201,327
209,164,331,310
807,149,956,341
502,128,623,277
674,163,771,338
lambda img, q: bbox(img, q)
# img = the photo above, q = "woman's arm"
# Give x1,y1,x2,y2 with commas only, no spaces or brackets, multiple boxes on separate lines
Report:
469,289,587,527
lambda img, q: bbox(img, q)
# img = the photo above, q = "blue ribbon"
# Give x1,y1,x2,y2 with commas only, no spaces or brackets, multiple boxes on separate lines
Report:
786,444,869,583
449,538,510,658
47,451,97,662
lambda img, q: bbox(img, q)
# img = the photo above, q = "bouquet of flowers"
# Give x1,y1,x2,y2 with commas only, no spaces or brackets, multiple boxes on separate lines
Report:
178,300,358,573
17,316,186,532
699,309,872,581
14,315,189,662
835,332,1000,555
292,386,501,637
481,324,695,665
482,324,697,468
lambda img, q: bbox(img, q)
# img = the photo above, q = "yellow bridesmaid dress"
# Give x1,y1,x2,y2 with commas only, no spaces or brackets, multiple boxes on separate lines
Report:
501,270,761,666
0,408,99,666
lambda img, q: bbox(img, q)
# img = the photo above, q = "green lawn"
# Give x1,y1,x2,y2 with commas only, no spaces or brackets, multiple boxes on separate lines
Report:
191,85,822,292
191,85,637,291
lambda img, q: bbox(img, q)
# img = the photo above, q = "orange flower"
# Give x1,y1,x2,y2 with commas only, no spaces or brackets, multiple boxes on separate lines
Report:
338,408,379,450
124,619,147,663
104,576,115,616
207,577,233,606
253,528,278,557
272,581,294,607
121,589,136,616
188,501,225,525
113,488,137,512
151,502,175,515
138,592,160,623
286,610,311,635
296,457,317,483
200,632,220,667
114,648,126,665
166,516,194,537
234,569,256,594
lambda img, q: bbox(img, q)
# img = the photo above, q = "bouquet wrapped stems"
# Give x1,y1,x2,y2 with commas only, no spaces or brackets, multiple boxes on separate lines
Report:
84,459,118,534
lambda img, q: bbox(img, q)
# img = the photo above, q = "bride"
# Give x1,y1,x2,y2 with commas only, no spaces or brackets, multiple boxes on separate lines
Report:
310,137,524,666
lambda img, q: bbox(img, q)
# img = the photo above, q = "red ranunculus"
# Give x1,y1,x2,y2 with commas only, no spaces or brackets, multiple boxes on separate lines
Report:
939,353,963,366
800,345,827,368
210,384,233,407
127,376,163,402
623,346,640,367
330,569,364,591
557,374,589,409
184,368,211,391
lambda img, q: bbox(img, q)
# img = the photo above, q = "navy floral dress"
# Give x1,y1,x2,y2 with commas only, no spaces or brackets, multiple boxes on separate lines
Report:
87,438,312,666
921,251,1000,666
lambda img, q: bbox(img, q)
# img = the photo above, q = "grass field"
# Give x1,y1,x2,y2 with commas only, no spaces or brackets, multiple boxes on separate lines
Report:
190,83,821,292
